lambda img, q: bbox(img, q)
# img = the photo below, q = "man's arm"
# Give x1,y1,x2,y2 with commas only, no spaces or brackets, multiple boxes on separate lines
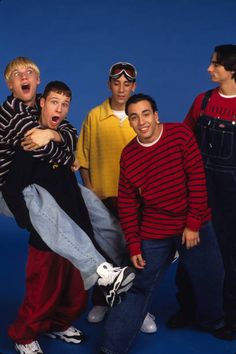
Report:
21,128,62,150
0,96,40,187
2,148,34,231
182,126,209,232
21,120,78,166
118,152,143,268
77,115,92,185
0,95,77,168
183,93,204,131
79,167,93,190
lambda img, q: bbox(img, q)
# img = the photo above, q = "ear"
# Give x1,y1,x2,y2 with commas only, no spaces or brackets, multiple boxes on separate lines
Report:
40,96,45,108
6,79,13,91
132,82,136,92
155,111,159,123
37,75,41,85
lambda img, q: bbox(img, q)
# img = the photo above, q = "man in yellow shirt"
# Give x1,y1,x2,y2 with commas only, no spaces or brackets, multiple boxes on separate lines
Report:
77,62,137,217
77,62,157,332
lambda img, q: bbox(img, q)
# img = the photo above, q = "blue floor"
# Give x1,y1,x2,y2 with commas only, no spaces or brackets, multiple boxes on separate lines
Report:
1,215,235,354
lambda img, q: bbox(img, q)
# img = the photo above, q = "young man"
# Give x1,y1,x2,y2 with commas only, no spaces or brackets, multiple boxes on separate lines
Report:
2,81,136,354
77,63,156,333
0,58,135,306
167,44,236,339
77,62,137,217
0,57,77,188
99,94,226,354
2,82,89,354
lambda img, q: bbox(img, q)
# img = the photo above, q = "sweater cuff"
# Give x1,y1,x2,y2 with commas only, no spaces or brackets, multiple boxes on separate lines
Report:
129,242,142,257
186,216,201,232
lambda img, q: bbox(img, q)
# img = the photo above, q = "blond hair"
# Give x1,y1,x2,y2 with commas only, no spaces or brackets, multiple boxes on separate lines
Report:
4,57,40,82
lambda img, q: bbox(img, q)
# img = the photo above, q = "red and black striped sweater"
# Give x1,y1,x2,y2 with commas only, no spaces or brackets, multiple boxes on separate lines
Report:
118,123,211,256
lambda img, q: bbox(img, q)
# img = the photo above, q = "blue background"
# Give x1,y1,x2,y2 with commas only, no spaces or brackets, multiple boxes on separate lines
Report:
0,1,236,353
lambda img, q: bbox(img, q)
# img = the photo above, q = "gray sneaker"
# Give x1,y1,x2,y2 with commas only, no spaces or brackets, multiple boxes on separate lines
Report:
46,326,86,344
96,262,135,307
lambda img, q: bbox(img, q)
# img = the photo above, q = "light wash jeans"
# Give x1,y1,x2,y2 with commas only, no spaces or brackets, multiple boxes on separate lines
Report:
0,184,126,290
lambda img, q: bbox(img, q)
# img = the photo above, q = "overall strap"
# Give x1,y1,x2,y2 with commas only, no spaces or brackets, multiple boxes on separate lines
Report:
200,89,213,111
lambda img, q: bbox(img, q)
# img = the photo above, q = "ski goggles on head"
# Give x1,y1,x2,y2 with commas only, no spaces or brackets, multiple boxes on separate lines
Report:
109,62,137,82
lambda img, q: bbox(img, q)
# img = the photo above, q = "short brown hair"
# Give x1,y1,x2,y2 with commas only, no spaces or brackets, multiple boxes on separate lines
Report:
42,81,72,100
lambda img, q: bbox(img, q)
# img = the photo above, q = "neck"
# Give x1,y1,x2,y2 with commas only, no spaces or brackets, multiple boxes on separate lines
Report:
219,80,236,96
110,98,125,111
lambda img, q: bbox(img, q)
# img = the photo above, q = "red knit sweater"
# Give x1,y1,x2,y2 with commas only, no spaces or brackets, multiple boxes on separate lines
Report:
118,123,211,256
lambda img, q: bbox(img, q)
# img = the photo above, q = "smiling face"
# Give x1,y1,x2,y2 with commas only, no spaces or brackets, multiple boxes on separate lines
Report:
39,91,70,129
128,100,160,144
7,65,40,107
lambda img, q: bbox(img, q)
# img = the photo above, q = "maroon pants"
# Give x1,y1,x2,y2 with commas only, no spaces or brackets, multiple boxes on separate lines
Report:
9,246,87,344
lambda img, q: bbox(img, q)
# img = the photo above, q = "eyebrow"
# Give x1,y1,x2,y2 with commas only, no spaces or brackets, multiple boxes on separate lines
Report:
129,109,151,117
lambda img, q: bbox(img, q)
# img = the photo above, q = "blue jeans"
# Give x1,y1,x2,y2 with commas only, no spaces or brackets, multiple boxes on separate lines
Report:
0,184,126,290
196,115,236,323
101,222,224,354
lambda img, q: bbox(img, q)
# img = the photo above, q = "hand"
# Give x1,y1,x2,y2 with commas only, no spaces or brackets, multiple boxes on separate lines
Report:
131,254,146,269
21,128,53,150
182,227,200,249
71,158,80,172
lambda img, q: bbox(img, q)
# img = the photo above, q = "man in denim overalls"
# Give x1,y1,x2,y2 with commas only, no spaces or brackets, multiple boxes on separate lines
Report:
167,44,236,340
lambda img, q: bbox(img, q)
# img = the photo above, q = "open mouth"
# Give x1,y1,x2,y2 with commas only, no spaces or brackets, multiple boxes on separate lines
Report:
52,116,60,123
21,84,30,93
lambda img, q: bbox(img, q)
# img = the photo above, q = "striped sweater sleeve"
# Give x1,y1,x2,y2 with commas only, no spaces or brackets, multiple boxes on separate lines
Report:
118,146,142,257
0,96,77,187
181,127,209,231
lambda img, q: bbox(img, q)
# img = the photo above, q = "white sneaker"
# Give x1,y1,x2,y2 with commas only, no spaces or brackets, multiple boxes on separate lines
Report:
87,305,109,323
15,341,43,354
140,313,157,333
96,262,135,307
46,326,86,344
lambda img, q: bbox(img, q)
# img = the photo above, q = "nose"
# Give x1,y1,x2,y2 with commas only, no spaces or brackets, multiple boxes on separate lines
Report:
21,72,28,79
208,63,213,73
138,116,145,125
56,104,62,112
118,83,125,92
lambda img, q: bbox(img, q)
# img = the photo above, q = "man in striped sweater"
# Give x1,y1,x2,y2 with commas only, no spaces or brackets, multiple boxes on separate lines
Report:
99,94,226,354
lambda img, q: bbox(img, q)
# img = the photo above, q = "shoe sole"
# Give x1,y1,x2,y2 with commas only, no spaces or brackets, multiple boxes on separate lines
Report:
45,333,85,344
15,344,43,354
105,267,135,307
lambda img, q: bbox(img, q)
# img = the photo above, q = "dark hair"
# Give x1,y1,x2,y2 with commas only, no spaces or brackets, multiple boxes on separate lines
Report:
214,44,236,81
125,93,158,115
42,81,72,100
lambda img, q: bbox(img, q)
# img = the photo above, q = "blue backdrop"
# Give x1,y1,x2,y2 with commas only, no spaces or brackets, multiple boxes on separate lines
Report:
0,1,236,353
0,0,235,129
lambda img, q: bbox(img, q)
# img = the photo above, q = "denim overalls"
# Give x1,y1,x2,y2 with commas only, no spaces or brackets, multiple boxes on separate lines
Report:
195,90,236,323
